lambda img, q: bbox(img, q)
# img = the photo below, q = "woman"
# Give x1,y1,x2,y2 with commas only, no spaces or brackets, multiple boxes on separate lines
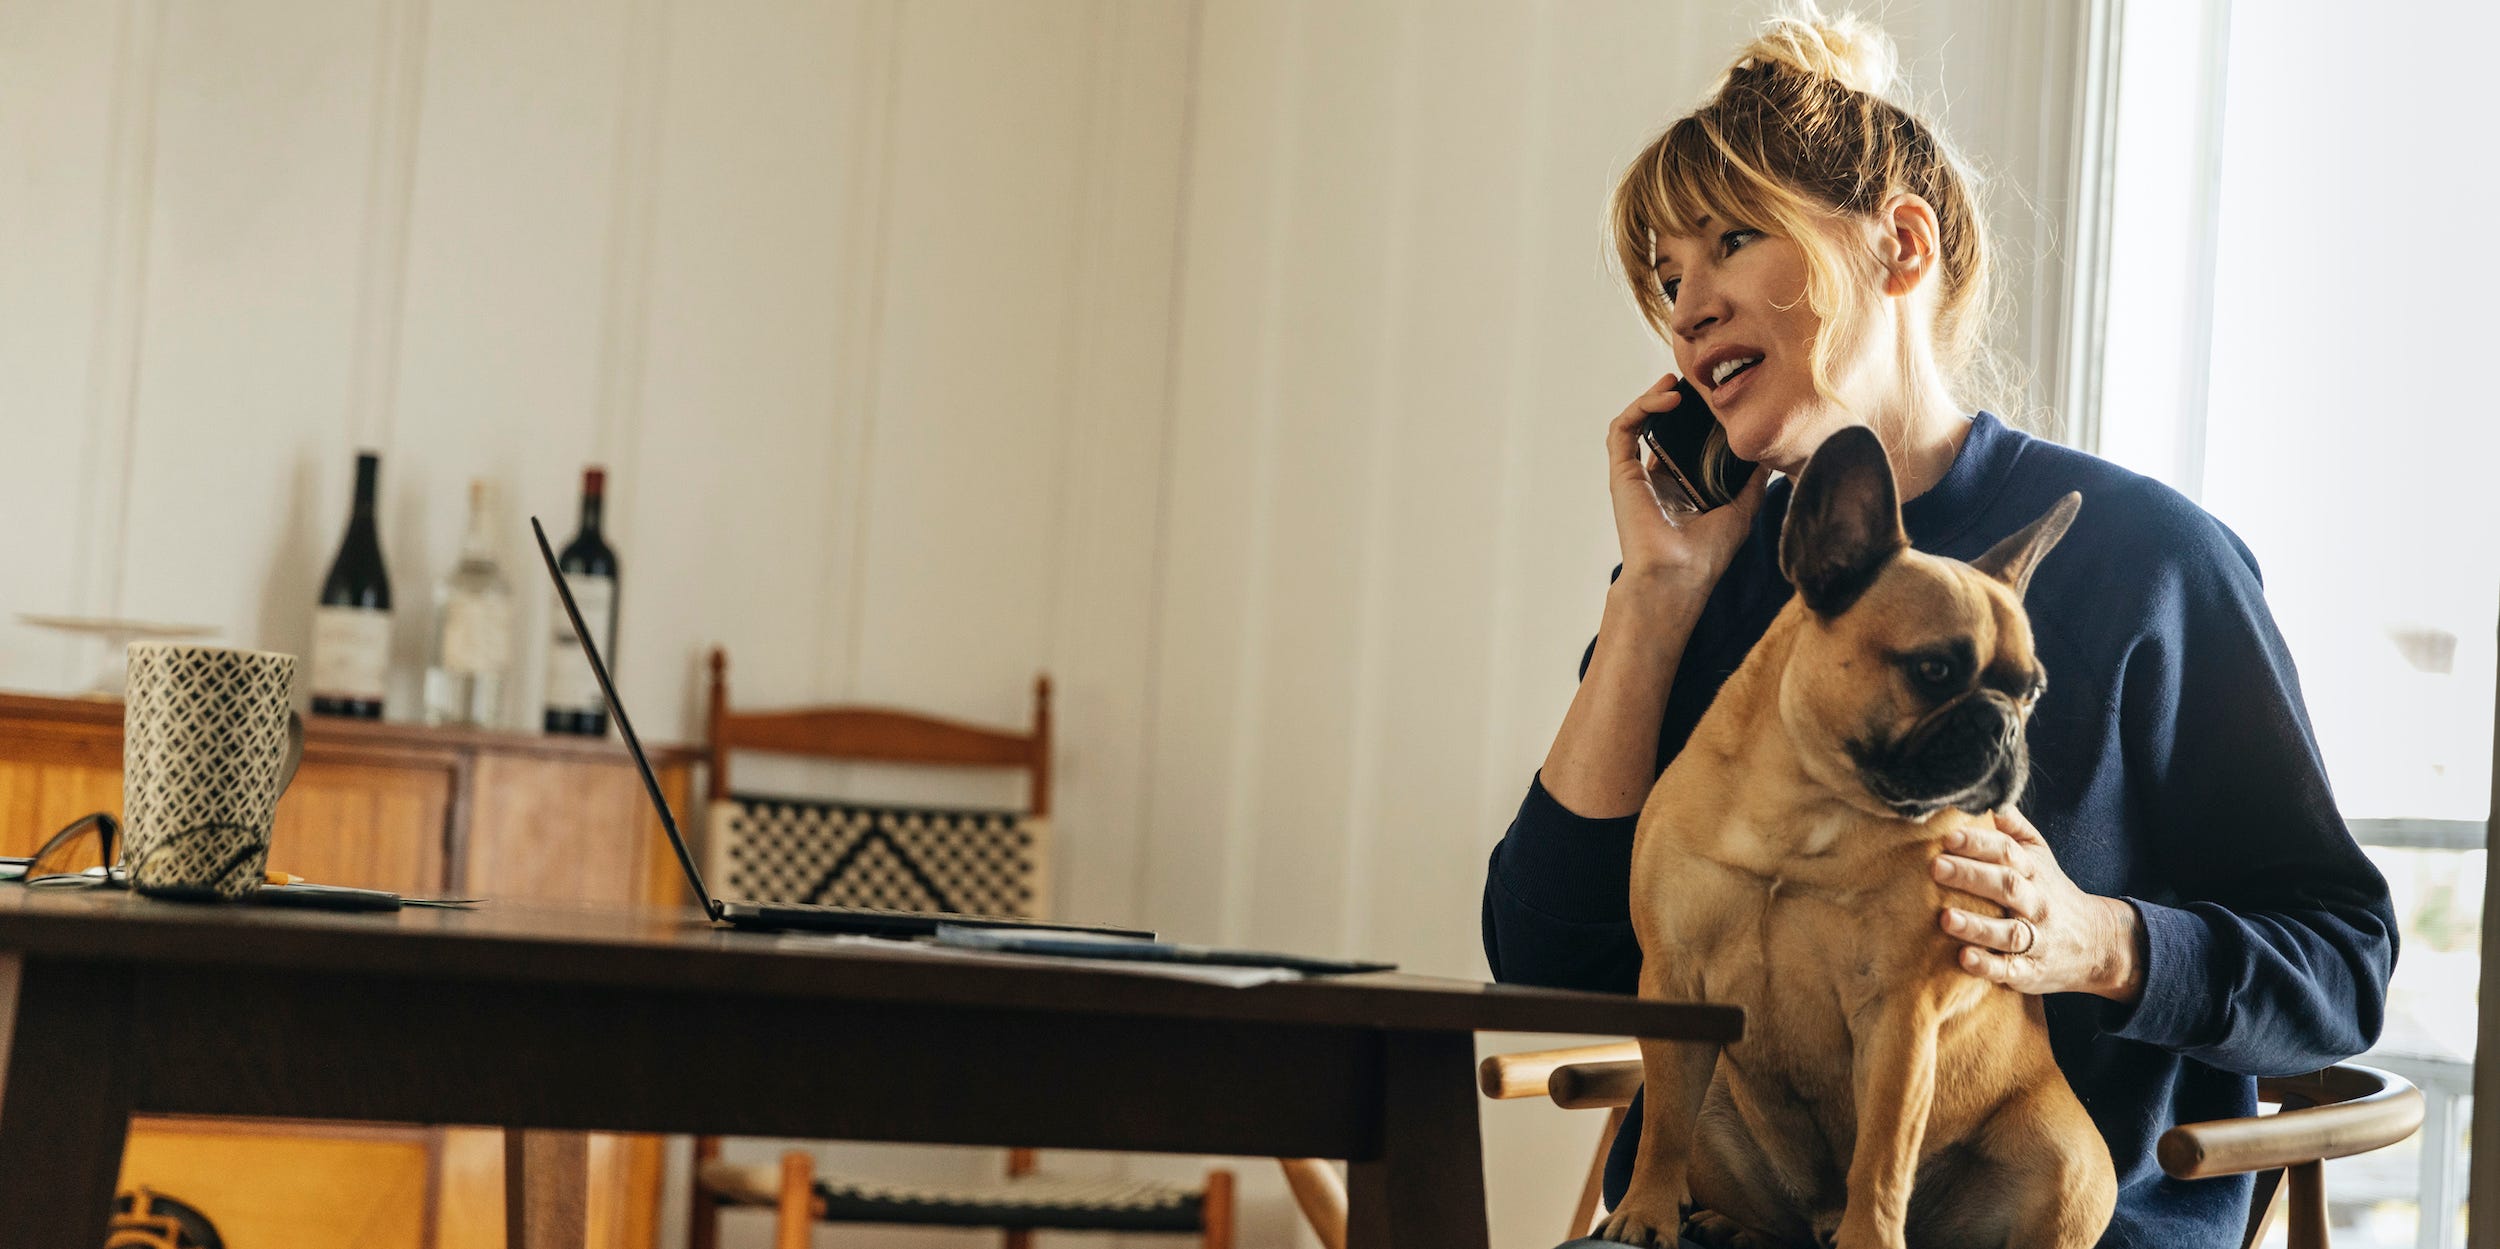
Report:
1484,9,2397,1249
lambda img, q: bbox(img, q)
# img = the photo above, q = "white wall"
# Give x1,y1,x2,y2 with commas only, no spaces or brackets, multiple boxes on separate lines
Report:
0,2,2094,1247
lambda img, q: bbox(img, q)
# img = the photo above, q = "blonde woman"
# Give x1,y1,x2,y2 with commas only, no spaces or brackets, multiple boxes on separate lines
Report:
1485,8,2395,1248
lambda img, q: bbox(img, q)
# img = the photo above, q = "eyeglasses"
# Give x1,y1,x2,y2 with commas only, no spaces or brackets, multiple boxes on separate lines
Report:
23,811,123,889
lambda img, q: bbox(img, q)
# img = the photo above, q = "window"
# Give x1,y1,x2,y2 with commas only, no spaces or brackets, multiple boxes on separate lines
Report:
2096,1,2499,1244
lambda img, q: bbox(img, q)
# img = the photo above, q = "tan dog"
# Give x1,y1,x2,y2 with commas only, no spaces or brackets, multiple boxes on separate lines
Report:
1599,427,2115,1249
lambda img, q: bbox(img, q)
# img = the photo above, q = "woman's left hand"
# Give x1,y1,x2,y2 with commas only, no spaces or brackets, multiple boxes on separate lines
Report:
1933,807,2144,1003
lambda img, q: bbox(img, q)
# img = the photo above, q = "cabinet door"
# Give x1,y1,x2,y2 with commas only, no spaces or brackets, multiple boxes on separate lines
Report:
453,753,680,1249
118,1121,430,1249
460,754,686,907
0,720,122,865
271,755,454,893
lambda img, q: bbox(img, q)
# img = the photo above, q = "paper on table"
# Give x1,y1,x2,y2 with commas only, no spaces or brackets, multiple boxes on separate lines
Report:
774,933,1302,988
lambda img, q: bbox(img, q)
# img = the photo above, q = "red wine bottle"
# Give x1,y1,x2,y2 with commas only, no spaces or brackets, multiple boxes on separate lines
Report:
543,468,619,736
311,451,393,719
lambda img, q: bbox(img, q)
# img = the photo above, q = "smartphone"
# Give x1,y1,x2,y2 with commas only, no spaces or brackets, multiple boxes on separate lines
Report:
1640,378,1758,514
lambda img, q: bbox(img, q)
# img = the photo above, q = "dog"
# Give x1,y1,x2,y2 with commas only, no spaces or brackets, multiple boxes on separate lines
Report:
1598,425,2115,1249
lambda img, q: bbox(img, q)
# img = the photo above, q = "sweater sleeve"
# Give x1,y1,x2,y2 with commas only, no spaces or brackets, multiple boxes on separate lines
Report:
1481,634,1645,996
2095,520,2397,1075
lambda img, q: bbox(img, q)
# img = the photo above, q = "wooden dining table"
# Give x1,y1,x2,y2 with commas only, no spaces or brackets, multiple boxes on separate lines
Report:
0,887,1742,1248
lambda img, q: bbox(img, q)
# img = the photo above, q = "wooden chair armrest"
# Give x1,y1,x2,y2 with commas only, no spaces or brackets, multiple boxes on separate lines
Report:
1478,1042,1642,1100
2158,1063,2423,1181
1549,1059,1644,1110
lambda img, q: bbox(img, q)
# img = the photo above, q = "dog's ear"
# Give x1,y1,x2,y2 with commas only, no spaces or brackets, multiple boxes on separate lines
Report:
1970,491,2081,600
1780,425,1907,617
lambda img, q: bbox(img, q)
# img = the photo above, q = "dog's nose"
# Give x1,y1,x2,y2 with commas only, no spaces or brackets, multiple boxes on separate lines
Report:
1986,693,2022,744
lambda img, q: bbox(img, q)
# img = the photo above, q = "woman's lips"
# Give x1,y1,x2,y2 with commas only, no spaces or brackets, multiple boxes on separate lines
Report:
1712,357,1763,407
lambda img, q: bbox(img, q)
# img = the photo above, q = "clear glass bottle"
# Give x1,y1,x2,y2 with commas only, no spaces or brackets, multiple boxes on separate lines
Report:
425,479,514,727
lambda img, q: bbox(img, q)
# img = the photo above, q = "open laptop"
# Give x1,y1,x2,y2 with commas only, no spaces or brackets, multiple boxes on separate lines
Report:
531,517,1154,940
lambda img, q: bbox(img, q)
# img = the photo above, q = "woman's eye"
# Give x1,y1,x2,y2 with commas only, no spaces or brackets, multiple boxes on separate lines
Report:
1655,230,1757,305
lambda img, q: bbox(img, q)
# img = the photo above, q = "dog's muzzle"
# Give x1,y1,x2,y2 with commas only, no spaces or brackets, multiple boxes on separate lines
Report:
1853,693,2028,819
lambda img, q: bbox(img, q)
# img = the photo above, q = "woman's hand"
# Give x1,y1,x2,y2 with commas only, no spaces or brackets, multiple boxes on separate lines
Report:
1933,807,2145,1003
1607,372,1768,588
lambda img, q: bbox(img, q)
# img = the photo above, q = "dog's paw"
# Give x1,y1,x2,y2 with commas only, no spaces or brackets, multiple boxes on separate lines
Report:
1596,1196,1690,1247
1683,1208,1772,1249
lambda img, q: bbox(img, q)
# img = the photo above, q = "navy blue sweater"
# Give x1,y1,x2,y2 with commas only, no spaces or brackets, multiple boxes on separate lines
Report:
1482,411,2397,1248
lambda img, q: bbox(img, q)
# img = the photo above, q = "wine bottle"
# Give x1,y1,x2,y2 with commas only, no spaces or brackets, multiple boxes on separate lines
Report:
311,451,393,719
542,467,619,736
424,479,515,728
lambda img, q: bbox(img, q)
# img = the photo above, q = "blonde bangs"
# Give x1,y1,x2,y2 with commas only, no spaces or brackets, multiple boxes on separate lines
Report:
1609,116,1865,407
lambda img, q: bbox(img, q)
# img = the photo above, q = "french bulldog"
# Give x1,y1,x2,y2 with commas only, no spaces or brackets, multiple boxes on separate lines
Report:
1599,425,2114,1249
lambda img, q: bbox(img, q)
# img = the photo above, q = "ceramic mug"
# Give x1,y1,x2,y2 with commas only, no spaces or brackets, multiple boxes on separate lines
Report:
122,643,305,900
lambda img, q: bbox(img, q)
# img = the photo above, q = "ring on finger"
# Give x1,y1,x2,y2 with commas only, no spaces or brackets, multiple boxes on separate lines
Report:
2008,918,2038,956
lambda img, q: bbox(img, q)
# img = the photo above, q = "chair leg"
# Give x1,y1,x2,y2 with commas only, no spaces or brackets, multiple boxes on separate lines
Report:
1003,1149,1039,1249
505,1129,590,1249
2241,1168,2286,1249
775,1150,814,1249
1569,1106,1627,1241
690,1136,723,1249
1277,1158,1346,1249
2284,1159,2328,1249
1201,1167,1236,1249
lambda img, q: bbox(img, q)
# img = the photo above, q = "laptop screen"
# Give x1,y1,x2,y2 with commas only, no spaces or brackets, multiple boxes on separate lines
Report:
531,517,719,919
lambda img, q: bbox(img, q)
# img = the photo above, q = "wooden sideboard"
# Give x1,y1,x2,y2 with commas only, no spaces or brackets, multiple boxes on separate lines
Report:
0,691,698,1249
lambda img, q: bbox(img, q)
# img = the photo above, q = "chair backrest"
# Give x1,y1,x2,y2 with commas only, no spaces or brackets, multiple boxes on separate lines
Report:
705,649,1052,814
703,647,1053,918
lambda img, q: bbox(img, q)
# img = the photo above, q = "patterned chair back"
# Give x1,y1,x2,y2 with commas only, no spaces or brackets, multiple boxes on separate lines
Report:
706,796,1050,919
702,648,1054,921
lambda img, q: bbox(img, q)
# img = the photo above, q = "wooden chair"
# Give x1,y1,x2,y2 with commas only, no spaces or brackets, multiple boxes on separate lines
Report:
1464,1042,2424,1248
687,648,1236,1249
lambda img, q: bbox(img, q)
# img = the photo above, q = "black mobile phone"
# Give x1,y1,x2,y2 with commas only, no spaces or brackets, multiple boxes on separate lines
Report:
1639,378,1758,513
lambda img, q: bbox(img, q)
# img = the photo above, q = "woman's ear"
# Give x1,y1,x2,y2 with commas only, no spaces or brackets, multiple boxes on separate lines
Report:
1875,193,1940,297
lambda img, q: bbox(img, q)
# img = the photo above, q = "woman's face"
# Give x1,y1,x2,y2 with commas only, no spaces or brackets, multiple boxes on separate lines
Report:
1654,217,1871,473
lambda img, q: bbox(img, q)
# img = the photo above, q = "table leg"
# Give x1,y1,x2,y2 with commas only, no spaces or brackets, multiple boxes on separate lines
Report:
1347,1030,1487,1249
0,956,138,1249
505,1128,591,1249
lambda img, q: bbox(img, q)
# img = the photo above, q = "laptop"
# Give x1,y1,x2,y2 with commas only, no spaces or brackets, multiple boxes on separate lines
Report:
531,517,1155,941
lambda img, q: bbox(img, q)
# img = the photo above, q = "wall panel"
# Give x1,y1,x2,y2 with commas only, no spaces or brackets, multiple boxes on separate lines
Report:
387,0,632,723
0,0,141,690
114,2,386,668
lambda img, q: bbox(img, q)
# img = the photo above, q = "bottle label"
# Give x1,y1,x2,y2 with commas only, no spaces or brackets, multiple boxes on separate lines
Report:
544,575,615,715
312,606,392,700
440,593,513,675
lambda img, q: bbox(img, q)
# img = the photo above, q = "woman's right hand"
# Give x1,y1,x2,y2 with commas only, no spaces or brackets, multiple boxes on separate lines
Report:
1607,371,1769,588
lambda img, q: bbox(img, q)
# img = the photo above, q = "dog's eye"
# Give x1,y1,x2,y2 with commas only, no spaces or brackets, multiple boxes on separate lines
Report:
1913,656,1958,688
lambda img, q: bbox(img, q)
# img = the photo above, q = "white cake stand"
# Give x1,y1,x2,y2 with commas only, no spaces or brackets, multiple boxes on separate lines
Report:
16,614,220,699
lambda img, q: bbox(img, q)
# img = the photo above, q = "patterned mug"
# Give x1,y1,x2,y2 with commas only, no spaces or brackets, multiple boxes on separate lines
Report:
122,643,305,900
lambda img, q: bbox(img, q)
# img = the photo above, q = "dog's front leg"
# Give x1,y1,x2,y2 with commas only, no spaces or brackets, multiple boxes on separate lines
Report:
1832,992,1942,1249
1598,970,1718,1246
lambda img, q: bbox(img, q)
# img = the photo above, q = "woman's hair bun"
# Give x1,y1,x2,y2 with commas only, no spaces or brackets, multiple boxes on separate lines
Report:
1727,5,1899,100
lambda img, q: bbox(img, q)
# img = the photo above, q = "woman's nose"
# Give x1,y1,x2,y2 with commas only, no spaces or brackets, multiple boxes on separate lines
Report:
1670,281,1722,340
